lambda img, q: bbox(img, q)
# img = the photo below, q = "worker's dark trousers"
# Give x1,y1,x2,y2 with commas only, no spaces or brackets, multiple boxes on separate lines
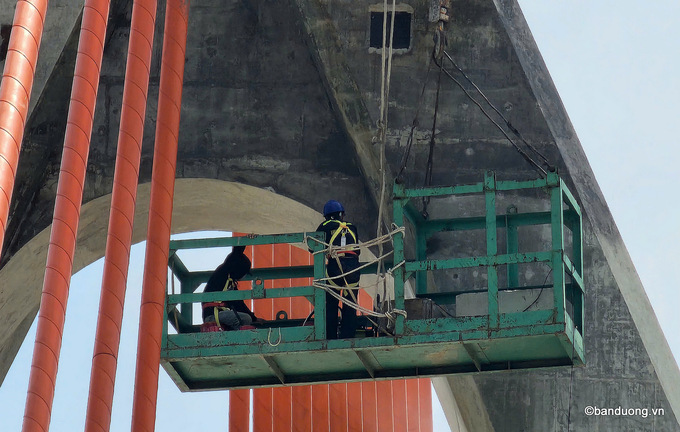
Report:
326,289,358,339
326,256,360,339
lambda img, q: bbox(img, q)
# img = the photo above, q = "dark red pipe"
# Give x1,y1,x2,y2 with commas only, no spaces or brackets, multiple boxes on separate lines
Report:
130,0,188,429
0,0,48,261
83,0,156,427
21,0,108,429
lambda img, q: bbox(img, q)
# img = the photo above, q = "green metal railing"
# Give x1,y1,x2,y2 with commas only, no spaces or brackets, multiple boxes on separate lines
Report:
392,170,584,337
161,171,585,390
163,232,330,343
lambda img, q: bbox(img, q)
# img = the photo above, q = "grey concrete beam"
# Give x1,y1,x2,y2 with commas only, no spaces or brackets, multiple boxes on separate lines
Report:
434,375,496,432
292,0,393,230
0,0,83,116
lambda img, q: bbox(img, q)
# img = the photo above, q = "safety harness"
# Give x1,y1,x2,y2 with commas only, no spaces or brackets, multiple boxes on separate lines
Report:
203,276,239,329
323,220,359,288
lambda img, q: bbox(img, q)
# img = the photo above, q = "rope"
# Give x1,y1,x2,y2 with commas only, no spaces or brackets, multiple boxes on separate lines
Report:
267,327,282,346
313,281,407,322
305,225,405,255
316,250,394,285
307,227,403,295
376,0,398,315
307,225,408,326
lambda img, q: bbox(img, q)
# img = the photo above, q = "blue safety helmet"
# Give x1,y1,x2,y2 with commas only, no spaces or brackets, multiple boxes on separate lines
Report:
323,200,345,217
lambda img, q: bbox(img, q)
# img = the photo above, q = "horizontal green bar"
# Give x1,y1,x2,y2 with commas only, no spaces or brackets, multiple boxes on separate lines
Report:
181,265,316,285
171,261,392,287
415,284,555,305
169,232,325,252
396,183,484,198
495,177,553,191
165,326,316,355
405,316,487,334
498,309,556,329
168,286,316,305
404,251,553,272
164,317,575,359
486,323,567,339
420,212,552,235
395,176,559,200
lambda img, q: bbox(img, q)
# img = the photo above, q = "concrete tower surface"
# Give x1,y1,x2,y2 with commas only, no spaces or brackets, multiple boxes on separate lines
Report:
0,0,678,430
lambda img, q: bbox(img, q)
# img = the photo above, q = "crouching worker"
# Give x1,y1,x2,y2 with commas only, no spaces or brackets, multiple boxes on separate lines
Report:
202,245,260,330
316,200,361,339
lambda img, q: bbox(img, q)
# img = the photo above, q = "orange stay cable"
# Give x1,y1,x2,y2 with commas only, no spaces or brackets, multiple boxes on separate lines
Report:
329,382,349,432
0,0,48,260
290,246,313,432
405,379,420,432
129,0,187,429
418,379,433,432
229,235,252,432
377,381,395,432
392,380,408,432
20,0,107,429
272,243,293,432
252,244,275,432
83,0,157,427
311,384,330,432
347,382,363,432
362,381,378,432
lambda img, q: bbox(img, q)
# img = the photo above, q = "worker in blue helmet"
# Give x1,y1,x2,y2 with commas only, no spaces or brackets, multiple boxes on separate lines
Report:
315,200,361,339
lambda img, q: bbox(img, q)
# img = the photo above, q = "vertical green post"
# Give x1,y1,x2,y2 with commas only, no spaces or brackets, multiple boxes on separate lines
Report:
393,196,406,335
570,209,583,277
415,224,428,296
550,175,566,324
485,171,499,328
506,217,519,289
162,295,169,346
180,280,196,325
567,182,584,331
312,241,326,340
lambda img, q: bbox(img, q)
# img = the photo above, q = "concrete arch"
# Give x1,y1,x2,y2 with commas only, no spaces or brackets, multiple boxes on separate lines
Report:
0,178,328,383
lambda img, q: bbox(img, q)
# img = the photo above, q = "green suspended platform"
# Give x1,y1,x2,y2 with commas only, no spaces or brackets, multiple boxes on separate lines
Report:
161,171,585,391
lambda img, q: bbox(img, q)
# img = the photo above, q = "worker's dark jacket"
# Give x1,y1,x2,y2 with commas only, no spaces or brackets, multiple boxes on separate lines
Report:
316,219,361,286
202,252,257,322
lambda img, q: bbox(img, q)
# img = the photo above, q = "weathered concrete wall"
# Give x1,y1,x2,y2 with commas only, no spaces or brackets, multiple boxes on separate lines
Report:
1,0,678,430
2,0,377,263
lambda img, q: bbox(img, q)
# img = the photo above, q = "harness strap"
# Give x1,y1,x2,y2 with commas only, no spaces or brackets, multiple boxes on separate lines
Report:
324,220,358,258
204,276,237,327
214,306,221,328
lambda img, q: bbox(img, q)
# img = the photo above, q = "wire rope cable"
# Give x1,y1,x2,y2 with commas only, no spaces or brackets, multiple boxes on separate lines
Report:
435,59,547,176
397,56,434,179
442,50,554,172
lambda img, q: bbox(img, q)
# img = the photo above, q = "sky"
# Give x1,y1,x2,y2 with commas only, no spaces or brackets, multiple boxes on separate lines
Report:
1,1,679,431
517,0,680,368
